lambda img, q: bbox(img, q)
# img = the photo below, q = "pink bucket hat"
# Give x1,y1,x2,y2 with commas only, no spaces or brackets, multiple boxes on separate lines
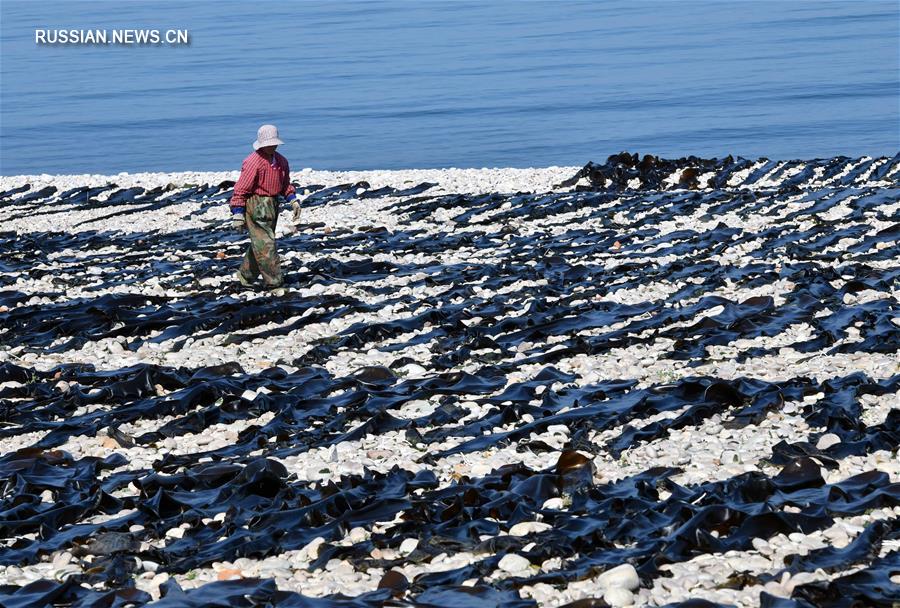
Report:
253,124,284,150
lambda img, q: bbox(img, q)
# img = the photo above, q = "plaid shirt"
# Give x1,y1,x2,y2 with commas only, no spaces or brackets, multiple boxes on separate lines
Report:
230,150,296,210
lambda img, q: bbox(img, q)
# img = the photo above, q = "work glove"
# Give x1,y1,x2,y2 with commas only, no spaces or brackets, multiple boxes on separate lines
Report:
284,193,302,227
231,211,246,231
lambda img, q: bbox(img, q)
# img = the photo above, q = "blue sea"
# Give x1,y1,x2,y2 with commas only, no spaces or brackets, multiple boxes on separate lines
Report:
1,0,897,175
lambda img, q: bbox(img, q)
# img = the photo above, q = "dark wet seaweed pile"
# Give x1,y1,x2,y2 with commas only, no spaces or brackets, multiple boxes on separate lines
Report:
0,153,898,607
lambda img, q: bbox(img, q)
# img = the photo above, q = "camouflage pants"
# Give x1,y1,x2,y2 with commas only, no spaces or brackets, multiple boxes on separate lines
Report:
239,195,283,287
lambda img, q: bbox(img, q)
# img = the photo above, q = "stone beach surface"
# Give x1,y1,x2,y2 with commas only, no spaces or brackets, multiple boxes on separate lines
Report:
0,155,898,607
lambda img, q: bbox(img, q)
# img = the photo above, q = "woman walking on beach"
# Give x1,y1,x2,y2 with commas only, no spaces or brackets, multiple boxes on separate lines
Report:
230,124,298,289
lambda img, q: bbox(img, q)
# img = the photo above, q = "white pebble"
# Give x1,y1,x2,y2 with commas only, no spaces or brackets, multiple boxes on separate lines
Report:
604,587,635,607
399,538,419,555
498,553,531,574
509,521,552,536
596,564,640,591
816,433,841,450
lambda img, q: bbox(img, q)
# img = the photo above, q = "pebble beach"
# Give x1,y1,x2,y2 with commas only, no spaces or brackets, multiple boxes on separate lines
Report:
0,154,898,607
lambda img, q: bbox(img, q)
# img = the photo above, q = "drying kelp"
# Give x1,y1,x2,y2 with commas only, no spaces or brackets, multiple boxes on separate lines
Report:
556,151,900,191
0,154,897,606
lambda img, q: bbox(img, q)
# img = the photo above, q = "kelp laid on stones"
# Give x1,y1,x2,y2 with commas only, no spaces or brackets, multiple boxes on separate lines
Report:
0,154,897,607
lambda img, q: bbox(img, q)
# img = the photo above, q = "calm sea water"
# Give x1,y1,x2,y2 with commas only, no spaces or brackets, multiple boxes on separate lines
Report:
1,0,898,175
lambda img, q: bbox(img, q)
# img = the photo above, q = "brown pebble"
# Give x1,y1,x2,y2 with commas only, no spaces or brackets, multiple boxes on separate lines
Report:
450,463,468,481
377,570,409,596
217,568,242,580
556,450,591,474
216,251,226,260
100,437,119,449
366,450,392,460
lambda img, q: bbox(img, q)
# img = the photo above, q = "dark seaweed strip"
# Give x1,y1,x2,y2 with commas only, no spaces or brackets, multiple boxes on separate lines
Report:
0,184,31,202
3,186,58,210
758,518,899,583
787,550,900,607
819,156,855,183
870,152,900,181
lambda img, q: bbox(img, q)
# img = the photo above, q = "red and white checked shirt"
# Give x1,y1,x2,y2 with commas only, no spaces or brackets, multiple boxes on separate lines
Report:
230,150,296,210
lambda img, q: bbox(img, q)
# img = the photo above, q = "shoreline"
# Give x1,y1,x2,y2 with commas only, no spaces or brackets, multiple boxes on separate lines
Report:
2,153,897,197
0,166,582,197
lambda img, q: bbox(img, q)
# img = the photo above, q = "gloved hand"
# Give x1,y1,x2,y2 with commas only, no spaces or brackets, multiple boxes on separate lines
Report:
285,193,301,225
231,212,246,231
